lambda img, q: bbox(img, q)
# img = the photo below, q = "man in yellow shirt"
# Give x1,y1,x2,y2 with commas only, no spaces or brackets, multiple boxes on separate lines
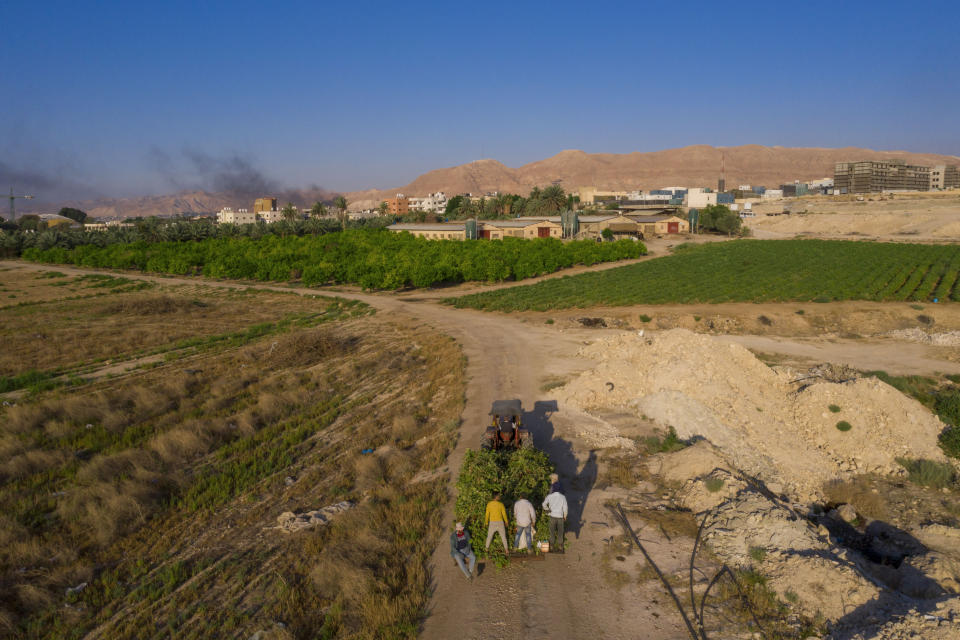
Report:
484,492,509,552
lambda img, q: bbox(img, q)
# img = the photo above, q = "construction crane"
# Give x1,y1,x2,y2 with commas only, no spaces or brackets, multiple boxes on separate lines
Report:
7,186,34,222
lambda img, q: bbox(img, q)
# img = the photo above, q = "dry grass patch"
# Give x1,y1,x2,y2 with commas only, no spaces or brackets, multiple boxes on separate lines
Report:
0,307,466,639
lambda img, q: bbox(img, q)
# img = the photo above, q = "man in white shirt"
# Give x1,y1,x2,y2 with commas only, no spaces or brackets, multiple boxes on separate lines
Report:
513,494,537,553
542,487,568,553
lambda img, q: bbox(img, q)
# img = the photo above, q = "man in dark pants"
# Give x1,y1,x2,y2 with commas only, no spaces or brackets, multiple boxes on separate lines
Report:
542,486,568,553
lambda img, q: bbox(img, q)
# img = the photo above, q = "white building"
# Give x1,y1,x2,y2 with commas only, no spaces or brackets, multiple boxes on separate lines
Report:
217,208,257,224
685,188,718,208
761,189,784,200
409,191,449,213
259,209,286,223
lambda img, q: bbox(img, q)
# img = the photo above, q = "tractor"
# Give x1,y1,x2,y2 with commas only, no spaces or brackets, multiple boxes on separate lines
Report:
482,399,532,450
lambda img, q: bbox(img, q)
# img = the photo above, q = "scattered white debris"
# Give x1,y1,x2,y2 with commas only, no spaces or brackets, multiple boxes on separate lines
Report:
275,501,354,533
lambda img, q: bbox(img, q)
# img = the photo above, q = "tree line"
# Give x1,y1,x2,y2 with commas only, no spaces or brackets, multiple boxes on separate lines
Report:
0,215,392,259
22,229,645,289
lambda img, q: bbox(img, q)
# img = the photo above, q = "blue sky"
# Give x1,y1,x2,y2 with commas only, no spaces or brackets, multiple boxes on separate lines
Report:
2,0,958,199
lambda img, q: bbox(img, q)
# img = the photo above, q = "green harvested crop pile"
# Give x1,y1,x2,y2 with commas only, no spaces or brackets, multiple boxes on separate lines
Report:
448,239,960,311
454,448,554,560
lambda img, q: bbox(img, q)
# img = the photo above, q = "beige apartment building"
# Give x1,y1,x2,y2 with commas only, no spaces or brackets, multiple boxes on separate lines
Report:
254,197,278,213
930,165,960,190
834,160,932,193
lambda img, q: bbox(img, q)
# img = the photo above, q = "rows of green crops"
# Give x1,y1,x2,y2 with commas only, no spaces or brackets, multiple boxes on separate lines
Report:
21,230,645,290
447,239,960,311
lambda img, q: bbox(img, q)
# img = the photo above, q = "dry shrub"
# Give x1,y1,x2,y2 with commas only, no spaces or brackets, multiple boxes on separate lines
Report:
311,522,390,604
0,515,27,548
256,390,299,424
0,435,25,459
57,477,167,546
149,426,210,464
1,403,49,434
76,449,157,485
255,329,356,369
5,538,45,566
130,386,176,417
234,407,263,434
14,583,54,612
824,476,888,521
0,449,70,481
0,608,14,635
355,449,414,492
354,455,389,492
59,393,111,425
391,415,420,443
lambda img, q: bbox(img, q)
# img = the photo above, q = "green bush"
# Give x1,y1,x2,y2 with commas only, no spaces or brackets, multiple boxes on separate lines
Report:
828,404,841,413
940,427,960,459
896,457,957,489
836,421,852,432
454,448,554,559
642,427,687,453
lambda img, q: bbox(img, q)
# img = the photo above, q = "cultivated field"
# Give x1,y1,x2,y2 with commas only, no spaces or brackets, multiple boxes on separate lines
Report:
448,239,960,311
20,231,644,289
0,265,465,639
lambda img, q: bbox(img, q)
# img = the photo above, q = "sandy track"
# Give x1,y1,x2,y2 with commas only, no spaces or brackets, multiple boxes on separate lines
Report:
7,259,960,638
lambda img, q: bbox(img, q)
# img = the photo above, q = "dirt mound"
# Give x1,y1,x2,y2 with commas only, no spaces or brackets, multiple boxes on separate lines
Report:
557,329,948,500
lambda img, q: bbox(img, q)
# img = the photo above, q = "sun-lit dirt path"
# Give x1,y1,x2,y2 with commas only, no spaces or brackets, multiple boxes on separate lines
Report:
8,258,960,639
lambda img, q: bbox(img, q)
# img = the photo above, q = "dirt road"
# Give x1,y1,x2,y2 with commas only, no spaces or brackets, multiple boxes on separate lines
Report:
7,259,960,638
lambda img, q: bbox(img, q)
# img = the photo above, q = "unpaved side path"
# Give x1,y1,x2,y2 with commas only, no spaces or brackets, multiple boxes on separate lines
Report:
723,334,960,375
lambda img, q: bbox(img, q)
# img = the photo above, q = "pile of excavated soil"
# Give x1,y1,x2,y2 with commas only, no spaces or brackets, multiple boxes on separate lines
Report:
557,329,948,500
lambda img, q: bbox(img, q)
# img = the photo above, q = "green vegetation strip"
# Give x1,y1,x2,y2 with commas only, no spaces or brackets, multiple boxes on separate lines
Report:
22,229,644,289
447,239,960,310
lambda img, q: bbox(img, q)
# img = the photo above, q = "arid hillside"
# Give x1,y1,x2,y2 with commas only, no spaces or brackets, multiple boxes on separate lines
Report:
24,145,960,217
346,144,960,208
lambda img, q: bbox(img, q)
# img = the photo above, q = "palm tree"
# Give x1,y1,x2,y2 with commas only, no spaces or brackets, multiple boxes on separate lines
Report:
281,203,298,221
540,185,566,213
333,196,349,228
377,201,389,216
310,201,328,218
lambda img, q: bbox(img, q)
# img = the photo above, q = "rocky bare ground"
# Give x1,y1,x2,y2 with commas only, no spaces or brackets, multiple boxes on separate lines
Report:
556,329,960,638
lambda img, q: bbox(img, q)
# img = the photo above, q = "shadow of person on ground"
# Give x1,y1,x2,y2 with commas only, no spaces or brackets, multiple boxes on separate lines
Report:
526,399,598,540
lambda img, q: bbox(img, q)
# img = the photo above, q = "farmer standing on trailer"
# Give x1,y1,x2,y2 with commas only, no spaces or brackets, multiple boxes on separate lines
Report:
542,487,568,553
450,522,476,581
484,492,509,553
512,493,537,553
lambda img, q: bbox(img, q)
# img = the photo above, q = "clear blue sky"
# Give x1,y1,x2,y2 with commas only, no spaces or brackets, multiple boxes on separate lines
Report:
2,0,958,200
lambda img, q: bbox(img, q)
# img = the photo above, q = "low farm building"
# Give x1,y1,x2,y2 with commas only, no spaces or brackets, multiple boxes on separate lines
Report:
387,219,561,241
387,223,467,240
626,215,689,235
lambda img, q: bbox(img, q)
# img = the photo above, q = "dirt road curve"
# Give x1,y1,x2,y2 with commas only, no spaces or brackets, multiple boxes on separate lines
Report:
7,260,960,639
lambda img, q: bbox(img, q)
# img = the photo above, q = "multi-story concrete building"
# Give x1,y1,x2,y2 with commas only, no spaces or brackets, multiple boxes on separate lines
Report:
259,209,286,223
834,160,932,193
685,188,718,208
217,207,257,224
254,197,278,213
577,187,630,204
385,194,409,216
930,165,960,190
408,192,448,213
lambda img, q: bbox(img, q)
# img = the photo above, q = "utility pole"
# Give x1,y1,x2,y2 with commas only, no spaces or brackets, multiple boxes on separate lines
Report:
7,187,34,222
